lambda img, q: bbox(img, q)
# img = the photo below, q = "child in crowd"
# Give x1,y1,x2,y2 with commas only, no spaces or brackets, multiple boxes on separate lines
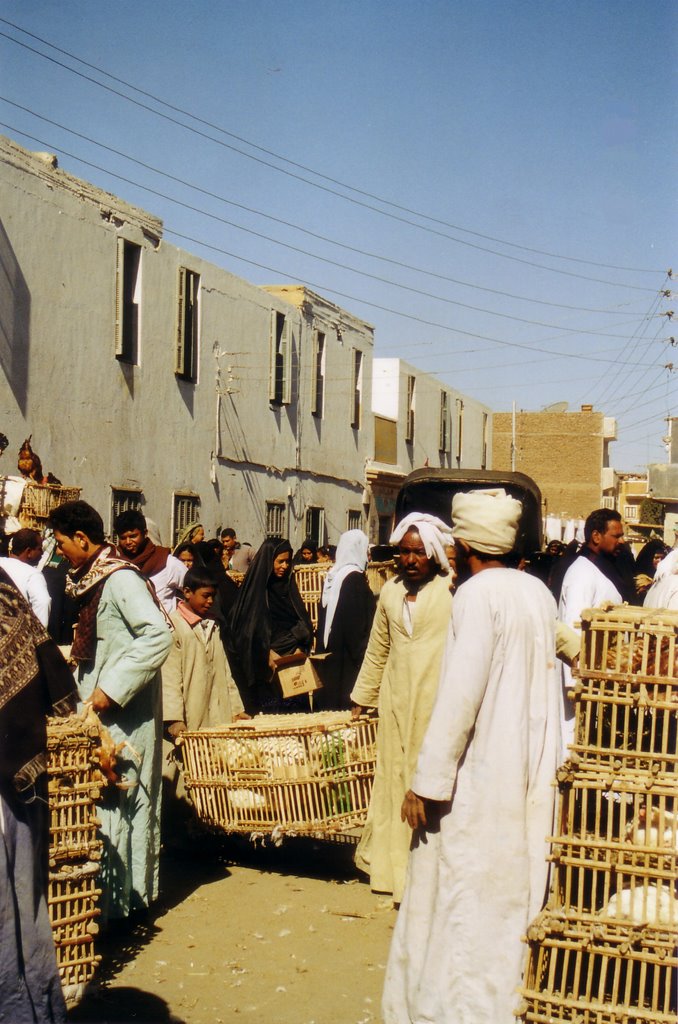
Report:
162,568,249,836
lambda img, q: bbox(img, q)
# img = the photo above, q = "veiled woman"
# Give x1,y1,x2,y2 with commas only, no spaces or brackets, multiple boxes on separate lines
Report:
228,539,313,713
316,530,375,710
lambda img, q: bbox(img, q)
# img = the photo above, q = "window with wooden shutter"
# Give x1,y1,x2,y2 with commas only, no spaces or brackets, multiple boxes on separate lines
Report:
172,493,201,546
311,331,325,417
265,501,286,538
455,398,464,464
439,390,449,453
115,238,141,364
305,506,325,545
351,349,363,429
269,311,290,404
175,268,200,381
405,375,416,444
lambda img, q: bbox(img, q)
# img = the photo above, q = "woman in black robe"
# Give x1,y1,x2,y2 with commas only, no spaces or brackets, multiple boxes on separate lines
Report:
228,539,313,713
315,530,375,710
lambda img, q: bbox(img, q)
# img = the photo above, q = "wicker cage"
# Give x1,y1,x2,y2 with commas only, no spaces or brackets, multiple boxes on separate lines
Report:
18,482,81,530
520,911,677,1024
47,716,103,865
366,560,396,596
182,711,378,836
293,564,329,635
46,715,103,1006
549,770,677,925
518,606,677,1023
49,861,102,1005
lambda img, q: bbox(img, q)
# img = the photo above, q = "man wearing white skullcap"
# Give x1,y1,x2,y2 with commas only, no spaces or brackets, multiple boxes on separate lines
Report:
383,489,563,1024
351,513,452,904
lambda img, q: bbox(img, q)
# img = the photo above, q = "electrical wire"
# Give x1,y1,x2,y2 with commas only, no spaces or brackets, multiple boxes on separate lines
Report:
0,24,665,288
0,95,651,317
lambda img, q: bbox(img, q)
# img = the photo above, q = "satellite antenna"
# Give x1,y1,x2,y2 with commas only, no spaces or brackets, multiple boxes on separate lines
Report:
543,401,569,413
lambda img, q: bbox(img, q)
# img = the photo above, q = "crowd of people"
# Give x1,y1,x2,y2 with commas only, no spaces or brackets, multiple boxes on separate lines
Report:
0,492,676,1023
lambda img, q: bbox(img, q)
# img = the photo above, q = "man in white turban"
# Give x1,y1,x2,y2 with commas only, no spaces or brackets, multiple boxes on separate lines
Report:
351,513,452,903
382,488,563,1024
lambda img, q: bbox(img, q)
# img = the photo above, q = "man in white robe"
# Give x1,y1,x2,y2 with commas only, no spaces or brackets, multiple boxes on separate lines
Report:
382,488,562,1024
558,508,629,745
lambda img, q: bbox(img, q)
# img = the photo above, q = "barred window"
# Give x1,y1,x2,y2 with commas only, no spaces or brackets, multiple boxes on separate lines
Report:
266,501,286,538
624,505,639,520
111,489,143,533
347,509,362,531
172,493,201,546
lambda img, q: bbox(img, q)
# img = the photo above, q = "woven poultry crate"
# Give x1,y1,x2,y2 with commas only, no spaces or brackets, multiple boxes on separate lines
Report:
571,607,678,777
18,481,81,529
548,768,677,924
47,716,103,865
182,711,378,836
293,564,329,635
518,911,677,1024
48,860,102,1008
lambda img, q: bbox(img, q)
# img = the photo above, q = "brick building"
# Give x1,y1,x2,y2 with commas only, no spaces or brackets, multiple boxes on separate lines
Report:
493,405,616,521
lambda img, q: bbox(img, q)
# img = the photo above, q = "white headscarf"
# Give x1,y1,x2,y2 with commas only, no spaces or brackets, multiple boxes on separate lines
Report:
390,513,452,572
321,530,369,647
451,488,522,555
653,547,678,582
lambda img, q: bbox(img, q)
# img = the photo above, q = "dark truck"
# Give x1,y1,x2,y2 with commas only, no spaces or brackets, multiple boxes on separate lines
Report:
394,468,543,556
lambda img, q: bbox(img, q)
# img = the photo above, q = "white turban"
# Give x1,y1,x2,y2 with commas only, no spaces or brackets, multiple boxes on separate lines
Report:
451,488,522,555
390,513,452,571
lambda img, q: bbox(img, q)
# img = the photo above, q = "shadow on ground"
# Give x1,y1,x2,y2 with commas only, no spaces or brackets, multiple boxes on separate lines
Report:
68,832,362,1022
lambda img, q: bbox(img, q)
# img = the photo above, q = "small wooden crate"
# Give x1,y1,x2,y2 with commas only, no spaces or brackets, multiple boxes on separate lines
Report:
519,911,677,1023
182,711,378,836
549,768,677,924
18,482,81,530
48,861,102,1007
47,716,103,865
572,607,678,777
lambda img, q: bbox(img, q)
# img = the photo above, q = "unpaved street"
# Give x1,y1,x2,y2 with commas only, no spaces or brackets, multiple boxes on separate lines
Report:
70,838,396,1024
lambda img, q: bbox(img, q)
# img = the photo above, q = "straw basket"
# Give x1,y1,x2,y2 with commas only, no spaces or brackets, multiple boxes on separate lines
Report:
182,711,378,836
48,861,102,1006
366,560,396,596
18,481,81,530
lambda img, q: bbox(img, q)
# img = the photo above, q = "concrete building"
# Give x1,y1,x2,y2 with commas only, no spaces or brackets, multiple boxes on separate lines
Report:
0,135,374,548
366,358,492,542
648,416,678,541
492,404,616,523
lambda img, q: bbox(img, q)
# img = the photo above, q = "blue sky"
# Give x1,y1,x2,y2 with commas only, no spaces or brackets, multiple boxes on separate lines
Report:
1,0,675,473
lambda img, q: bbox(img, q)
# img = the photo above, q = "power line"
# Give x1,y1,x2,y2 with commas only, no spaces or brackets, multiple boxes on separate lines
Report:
0,96,650,318
1,119,662,348
0,24,665,289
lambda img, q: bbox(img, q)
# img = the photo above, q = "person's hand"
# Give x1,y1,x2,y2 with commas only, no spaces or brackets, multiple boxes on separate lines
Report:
167,721,188,743
401,789,428,829
89,687,117,714
268,651,280,672
351,703,365,720
233,712,252,721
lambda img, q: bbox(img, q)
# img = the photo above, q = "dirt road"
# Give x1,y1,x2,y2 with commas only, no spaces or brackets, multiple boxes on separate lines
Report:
69,837,396,1024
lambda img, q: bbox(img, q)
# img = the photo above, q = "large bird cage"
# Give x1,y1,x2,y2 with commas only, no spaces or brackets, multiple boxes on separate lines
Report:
518,606,678,1024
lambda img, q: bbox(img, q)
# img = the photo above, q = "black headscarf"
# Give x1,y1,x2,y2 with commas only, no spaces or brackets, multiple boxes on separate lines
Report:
293,538,318,565
228,539,312,691
634,539,669,580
